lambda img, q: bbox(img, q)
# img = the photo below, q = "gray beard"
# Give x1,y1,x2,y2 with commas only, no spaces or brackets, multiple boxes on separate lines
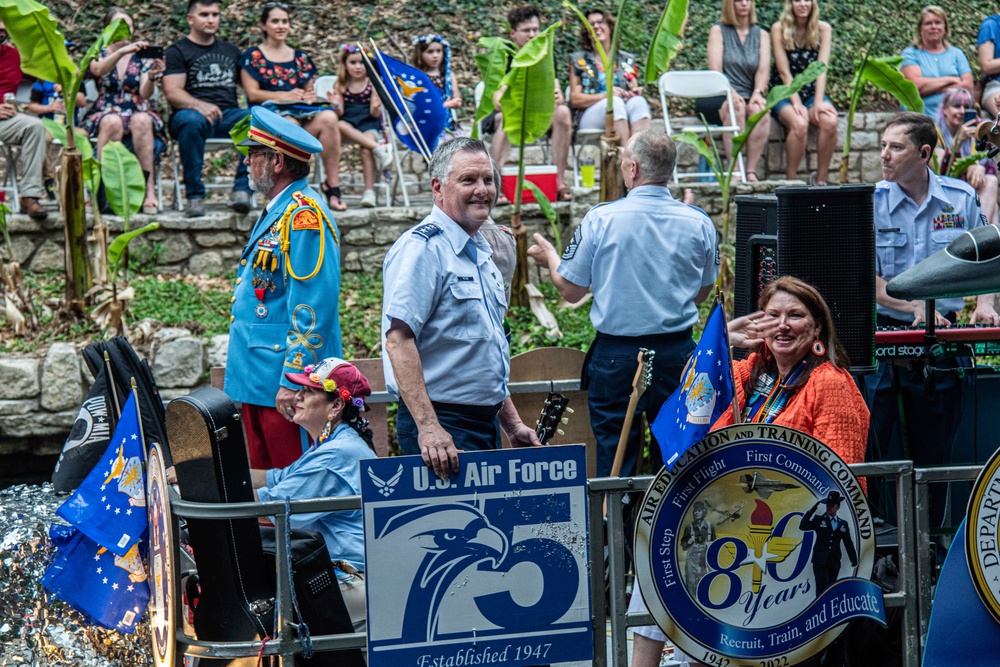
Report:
249,170,275,195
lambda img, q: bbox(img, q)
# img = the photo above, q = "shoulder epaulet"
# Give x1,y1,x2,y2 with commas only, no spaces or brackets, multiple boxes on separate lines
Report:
286,191,326,232
938,175,977,197
412,222,442,240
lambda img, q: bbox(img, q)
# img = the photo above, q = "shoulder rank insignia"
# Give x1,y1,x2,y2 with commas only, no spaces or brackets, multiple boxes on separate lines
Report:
292,207,321,231
412,223,442,240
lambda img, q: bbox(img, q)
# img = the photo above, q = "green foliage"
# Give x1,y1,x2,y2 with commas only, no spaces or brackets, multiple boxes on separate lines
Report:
508,281,595,355
229,114,251,157
949,152,989,179
499,23,560,147
473,36,516,139
645,0,688,85
108,223,160,267
101,141,145,225
338,273,386,360
524,182,561,250
130,277,233,336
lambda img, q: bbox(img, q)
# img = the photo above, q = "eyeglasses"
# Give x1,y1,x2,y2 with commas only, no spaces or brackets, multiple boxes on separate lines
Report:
588,17,606,27
263,2,289,9
247,148,271,160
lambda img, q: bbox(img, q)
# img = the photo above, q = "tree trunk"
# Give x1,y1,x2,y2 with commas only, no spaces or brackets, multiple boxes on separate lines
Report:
509,210,531,309
60,149,91,310
600,107,623,202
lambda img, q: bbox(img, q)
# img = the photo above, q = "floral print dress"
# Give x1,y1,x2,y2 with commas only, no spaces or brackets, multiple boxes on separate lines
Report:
569,49,641,124
83,49,166,142
240,47,325,120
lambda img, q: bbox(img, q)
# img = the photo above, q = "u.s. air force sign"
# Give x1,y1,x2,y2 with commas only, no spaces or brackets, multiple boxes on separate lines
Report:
361,445,593,667
636,424,886,666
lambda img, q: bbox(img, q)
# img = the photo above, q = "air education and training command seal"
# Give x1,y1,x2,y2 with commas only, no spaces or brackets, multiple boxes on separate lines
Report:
635,424,886,667
967,444,1000,624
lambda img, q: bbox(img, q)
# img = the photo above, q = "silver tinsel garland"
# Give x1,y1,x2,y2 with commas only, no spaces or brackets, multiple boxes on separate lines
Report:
0,483,151,666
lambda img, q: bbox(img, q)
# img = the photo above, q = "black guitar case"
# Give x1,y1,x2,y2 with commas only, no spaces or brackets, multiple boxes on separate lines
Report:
164,387,364,667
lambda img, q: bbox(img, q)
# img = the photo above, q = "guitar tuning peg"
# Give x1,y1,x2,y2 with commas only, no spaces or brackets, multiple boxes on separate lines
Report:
560,417,569,424
535,419,541,426
565,407,575,414
556,429,564,435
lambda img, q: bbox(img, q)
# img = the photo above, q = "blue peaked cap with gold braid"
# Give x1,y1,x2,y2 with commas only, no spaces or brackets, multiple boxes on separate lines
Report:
238,106,322,161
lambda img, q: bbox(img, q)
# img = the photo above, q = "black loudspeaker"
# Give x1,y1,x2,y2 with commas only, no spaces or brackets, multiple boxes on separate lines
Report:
734,194,778,319
775,185,876,373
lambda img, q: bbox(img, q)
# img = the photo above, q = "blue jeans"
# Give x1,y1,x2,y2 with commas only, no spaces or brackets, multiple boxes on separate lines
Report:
396,399,501,455
168,107,250,200
584,332,695,478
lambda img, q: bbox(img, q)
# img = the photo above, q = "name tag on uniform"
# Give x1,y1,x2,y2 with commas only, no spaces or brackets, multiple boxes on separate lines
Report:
457,276,475,282
877,227,901,233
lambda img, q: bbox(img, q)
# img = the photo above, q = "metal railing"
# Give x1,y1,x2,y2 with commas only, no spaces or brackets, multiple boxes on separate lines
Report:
166,459,973,666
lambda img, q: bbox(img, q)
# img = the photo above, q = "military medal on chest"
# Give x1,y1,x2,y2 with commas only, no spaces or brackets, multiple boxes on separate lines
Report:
251,221,282,318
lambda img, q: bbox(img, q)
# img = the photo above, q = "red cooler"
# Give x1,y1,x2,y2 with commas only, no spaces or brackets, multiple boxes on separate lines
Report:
500,165,558,203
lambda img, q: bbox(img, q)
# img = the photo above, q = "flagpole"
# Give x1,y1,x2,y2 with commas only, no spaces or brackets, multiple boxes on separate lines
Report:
104,350,122,419
719,292,743,425
369,39,435,161
356,43,425,163
130,377,146,452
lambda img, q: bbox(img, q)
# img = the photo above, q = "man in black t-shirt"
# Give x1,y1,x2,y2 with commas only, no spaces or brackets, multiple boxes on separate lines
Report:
163,0,251,218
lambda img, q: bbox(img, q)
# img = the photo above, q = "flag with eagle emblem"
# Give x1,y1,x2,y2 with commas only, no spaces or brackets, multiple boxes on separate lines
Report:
367,50,448,155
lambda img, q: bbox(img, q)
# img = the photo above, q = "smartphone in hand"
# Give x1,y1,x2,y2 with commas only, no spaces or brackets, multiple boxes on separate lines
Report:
964,109,978,124
135,45,164,60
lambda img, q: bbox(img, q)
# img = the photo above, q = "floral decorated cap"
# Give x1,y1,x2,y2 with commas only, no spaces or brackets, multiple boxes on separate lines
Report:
285,357,372,411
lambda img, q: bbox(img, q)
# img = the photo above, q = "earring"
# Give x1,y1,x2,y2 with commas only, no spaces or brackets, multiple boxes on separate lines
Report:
319,416,333,444
811,339,826,356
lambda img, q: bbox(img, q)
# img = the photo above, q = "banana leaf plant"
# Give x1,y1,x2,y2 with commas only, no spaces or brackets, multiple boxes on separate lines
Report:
497,22,559,307
472,36,516,140
90,141,158,336
840,52,922,183
0,0,130,308
645,0,689,86
674,60,826,245
563,1,628,202
946,151,989,179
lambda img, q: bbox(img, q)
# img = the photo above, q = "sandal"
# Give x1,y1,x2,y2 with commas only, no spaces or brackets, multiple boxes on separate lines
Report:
321,182,348,211
745,171,759,183
556,186,573,202
142,199,159,215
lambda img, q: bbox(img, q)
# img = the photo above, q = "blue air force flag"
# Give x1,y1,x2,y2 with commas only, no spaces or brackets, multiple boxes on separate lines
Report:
57,392,147,556
651,301,734,469
42,524,150,633
369,51,448,154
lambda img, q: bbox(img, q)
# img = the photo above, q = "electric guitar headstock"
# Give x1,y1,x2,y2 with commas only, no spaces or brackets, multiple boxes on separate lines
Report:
632,348,656,399
535,392,572,445
976,117,1000,158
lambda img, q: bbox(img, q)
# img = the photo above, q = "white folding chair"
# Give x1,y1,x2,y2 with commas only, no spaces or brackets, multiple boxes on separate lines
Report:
658,70,746,183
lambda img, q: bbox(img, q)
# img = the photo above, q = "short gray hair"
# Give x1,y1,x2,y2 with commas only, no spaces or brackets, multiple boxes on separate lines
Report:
627,129,677,183
429,137,501,192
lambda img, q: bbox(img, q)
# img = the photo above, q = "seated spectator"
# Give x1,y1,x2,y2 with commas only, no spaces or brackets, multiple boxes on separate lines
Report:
901,5,973,121
325,45,392,210
769,0,837,185
411,34,463,136
698,0,771,182
163,0,252,218
239,2,344,211
978,13,1000,118
84,8,167,214
936,87,998,225
28,46,87,200
0,20,48,220
488,6,572,204
251,357,374,634
568,8,650,143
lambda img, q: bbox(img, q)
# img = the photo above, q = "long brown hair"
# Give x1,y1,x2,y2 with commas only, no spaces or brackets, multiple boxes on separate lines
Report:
579,8,614,51
748,276,849,390
778,0,820,51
